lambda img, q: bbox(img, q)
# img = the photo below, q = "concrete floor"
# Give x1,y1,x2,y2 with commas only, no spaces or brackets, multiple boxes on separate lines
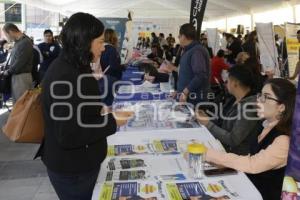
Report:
0,110,59,200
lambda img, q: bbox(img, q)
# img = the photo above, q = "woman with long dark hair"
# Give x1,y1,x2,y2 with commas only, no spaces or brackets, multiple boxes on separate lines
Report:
204,78,296,200
36,13,123,199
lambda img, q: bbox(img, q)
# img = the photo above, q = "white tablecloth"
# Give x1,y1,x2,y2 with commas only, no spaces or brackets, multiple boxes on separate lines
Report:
92,128,262,200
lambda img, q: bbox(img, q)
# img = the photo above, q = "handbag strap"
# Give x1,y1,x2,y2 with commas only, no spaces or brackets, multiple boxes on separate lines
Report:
3,54,11,71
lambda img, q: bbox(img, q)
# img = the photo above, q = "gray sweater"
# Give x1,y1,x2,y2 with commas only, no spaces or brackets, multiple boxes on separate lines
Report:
207,95,262,155
8,35,33,75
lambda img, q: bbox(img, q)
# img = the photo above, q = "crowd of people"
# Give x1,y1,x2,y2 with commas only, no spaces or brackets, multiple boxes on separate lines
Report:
0,12,297,200
132,24,297,200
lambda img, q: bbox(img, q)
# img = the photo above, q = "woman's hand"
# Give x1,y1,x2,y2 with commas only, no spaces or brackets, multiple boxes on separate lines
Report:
113,111,134,127
196,110,210,126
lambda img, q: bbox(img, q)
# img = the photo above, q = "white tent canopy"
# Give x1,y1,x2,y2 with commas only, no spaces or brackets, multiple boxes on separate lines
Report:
16,0,300,20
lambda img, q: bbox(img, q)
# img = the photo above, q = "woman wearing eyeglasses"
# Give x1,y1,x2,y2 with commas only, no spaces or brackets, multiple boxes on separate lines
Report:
202,78,296,200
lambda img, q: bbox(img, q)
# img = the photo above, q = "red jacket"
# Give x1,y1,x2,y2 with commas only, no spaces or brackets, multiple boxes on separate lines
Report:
211,56,229,84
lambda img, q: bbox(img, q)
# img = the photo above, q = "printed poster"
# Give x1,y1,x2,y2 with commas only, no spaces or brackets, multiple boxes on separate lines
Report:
285,23,300,79
98,182,164,200
105,170,150,181
166,181,240,200
108,158,147,170
107,144,153,157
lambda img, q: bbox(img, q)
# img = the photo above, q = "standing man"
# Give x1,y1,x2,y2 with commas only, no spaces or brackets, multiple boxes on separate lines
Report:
177,23,210,106
2,23,33,103
38,29,61,81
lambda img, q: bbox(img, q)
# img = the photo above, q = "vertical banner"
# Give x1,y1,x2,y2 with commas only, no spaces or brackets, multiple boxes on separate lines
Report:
206,28,220,55
256,23,280,76
190,0,208,40
282,82,300,199
98,18,128,53
285,23,300,78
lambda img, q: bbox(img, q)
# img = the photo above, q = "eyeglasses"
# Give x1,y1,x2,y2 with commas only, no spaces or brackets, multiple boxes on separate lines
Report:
257,93,281,103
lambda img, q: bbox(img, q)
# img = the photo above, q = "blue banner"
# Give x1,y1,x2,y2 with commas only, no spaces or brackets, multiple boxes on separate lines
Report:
98,17,128,52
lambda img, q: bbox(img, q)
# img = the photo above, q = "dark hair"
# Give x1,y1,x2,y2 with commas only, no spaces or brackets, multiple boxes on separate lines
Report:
247,30,257,42
264,78,296,134
44,29,53,35
104,28,118,48
228,64,255,90
159,33,164,38
244,57,261,76
138,63,158,77
60,12,104,71
151,32,157,37
169,33,172,36
297,30,300,34
3,23,20,33
179,23,196,40
0,40,7,47
225,33,235,40
217,49,225,57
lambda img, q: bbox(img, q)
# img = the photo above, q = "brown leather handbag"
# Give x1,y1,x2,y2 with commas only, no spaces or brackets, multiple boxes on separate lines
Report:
2,88,44,143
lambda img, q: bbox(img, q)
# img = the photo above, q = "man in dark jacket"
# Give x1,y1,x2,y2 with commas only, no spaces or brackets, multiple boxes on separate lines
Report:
176,23,211,106
38,29,61,81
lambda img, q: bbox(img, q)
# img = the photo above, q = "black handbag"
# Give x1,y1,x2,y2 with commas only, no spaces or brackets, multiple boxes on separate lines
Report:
0,56,11,94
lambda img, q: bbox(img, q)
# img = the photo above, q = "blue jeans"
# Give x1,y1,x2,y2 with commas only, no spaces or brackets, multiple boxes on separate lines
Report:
47,167,100,200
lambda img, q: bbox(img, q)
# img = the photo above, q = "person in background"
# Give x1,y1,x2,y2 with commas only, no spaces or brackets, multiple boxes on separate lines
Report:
162,45,173,62
197,65,261,155
203,78,296,200
35,12,131,200
158,33,168,47
100,28,122,106
243,57,267,93
242,30,259,62
201,37,214,58
38,29,61,81
151,32,159,46
275,34,281,57
235,52,250,65
166,33,176,48
2,23,33,103
147,44,163,64
100,28,122,80
145,37,150,49
220,32,228,50
176,23,210,105
30,38,42,87
211,49,229,85
237,34,243,44
225,34,243,65
0,40,8,63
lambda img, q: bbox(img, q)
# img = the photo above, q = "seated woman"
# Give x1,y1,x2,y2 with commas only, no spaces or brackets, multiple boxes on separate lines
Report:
203,78,296,200
197,65,261,155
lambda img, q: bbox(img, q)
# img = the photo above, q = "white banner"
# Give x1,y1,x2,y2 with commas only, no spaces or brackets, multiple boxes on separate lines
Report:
206,28,220,55
256,23,280,75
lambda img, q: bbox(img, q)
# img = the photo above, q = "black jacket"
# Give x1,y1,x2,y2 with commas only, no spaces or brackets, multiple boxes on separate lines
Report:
37,53,117,174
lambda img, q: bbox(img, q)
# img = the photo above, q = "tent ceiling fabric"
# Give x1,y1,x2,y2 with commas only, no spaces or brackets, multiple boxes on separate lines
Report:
17,0,300,20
